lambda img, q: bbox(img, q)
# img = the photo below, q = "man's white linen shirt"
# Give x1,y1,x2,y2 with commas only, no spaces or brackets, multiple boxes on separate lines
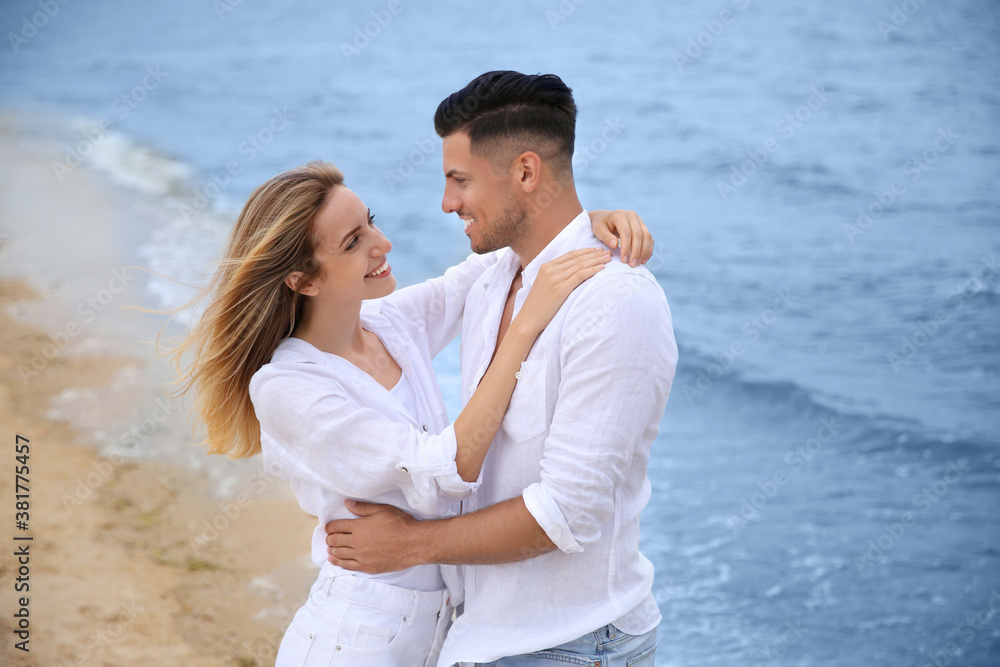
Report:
248,253,498,586
438,211,678,665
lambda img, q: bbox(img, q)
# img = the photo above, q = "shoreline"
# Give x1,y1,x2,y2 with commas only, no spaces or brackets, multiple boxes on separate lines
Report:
0,110,316,666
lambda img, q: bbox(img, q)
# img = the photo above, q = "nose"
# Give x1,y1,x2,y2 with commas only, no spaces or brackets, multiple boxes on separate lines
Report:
372,229,392,256
441,183,461,214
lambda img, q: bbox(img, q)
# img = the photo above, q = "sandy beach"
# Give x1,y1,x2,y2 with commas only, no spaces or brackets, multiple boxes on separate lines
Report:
0,111,317,666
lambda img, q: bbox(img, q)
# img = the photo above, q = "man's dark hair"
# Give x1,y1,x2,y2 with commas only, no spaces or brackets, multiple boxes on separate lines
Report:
434,70,577,173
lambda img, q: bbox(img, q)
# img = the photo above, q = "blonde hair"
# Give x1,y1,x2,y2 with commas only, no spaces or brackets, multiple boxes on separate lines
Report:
173,161,345,458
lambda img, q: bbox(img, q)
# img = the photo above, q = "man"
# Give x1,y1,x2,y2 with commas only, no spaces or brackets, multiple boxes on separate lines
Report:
326,70,677,666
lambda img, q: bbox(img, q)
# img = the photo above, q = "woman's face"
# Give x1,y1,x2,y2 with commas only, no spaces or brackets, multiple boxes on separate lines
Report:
303,185,396,305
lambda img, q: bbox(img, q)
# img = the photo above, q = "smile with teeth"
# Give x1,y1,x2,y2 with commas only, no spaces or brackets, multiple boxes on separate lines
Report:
463,217,476,231
366,260,390,278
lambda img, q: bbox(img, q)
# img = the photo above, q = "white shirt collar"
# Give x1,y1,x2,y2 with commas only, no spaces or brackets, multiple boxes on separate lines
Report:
269,306,391,367
478,247,519,290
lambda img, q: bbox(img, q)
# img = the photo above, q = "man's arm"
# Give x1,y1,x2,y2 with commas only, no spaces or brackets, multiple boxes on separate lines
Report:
327,271,676,571
326,496,556,573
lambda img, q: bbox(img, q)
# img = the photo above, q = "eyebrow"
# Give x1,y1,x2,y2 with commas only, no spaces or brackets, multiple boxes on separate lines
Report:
445,169,469,179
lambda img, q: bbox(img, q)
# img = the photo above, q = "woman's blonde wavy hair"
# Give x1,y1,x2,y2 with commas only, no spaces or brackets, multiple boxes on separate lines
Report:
173,161,344,458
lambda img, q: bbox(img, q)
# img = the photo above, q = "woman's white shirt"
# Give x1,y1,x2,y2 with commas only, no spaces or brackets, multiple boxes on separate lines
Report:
388,371,420,428
378,372,443,592
248,251,499,597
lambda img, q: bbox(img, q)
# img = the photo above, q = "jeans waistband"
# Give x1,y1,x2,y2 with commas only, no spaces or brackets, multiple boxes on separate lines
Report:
313,572,448,618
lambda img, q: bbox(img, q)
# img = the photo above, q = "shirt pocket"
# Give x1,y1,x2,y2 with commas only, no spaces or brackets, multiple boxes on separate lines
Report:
500,359,548,444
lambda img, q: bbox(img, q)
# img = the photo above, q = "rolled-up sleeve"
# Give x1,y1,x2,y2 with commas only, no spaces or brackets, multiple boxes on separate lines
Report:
522,273,678,552
383,251,499,356
250,366,480,518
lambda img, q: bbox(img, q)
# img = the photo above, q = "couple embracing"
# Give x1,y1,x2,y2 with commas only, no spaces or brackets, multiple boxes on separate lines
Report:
176,70,677,666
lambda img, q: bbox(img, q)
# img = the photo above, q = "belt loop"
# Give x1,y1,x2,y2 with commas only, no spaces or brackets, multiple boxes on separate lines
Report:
323,577,334,597
406,592,419,628
322,574,340,598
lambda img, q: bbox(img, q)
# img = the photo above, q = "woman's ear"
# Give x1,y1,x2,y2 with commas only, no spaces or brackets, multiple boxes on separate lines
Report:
285,271,319,296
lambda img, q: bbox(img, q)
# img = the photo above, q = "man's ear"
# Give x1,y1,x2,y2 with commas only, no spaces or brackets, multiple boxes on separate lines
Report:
285,271,319,296
513,151,542,193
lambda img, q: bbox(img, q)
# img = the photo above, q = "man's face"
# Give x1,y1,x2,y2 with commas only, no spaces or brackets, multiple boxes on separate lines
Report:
441,131,527,254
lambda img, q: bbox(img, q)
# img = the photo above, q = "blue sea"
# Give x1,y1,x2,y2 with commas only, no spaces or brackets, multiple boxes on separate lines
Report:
2,0,998,664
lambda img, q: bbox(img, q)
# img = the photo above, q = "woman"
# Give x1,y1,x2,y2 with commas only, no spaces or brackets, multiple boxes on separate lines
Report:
174,161,653,666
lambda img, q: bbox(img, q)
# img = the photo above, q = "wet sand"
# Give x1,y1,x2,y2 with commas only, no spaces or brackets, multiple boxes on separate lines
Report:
0,111,317,666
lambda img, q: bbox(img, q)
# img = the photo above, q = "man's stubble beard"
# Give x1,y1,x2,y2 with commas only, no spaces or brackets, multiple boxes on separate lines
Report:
473,193,528,255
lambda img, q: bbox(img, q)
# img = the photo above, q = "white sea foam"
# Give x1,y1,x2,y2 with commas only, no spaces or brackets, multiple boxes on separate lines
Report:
64,117,235,324
137,211,230,324
73,118,192,197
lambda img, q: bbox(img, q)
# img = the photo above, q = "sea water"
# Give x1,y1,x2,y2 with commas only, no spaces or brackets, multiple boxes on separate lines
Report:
1,0,998,664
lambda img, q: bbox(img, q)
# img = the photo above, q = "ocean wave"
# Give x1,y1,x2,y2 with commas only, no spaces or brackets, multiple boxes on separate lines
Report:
137,213,231,324
676,344,998,456
64,117,237,323
73,118,192,197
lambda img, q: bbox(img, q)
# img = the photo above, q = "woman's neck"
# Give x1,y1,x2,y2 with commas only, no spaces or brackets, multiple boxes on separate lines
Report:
294,299,401,390
293,299,366,358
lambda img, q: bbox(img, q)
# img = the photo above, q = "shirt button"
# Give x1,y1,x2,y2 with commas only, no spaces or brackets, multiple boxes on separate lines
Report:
400,467,409,474
422,424,429,432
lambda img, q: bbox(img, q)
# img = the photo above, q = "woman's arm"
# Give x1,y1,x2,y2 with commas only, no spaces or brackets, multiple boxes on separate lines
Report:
250,250,610,511
450,247,611,481
383,210,652,357
380,251,500,357
251,369,477,517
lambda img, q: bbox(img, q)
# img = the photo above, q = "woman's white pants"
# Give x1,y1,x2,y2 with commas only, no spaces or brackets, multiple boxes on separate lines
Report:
275,571,451,667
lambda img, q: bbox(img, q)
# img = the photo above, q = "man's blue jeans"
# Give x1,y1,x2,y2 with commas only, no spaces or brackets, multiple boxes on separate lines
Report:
481,624,657,666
